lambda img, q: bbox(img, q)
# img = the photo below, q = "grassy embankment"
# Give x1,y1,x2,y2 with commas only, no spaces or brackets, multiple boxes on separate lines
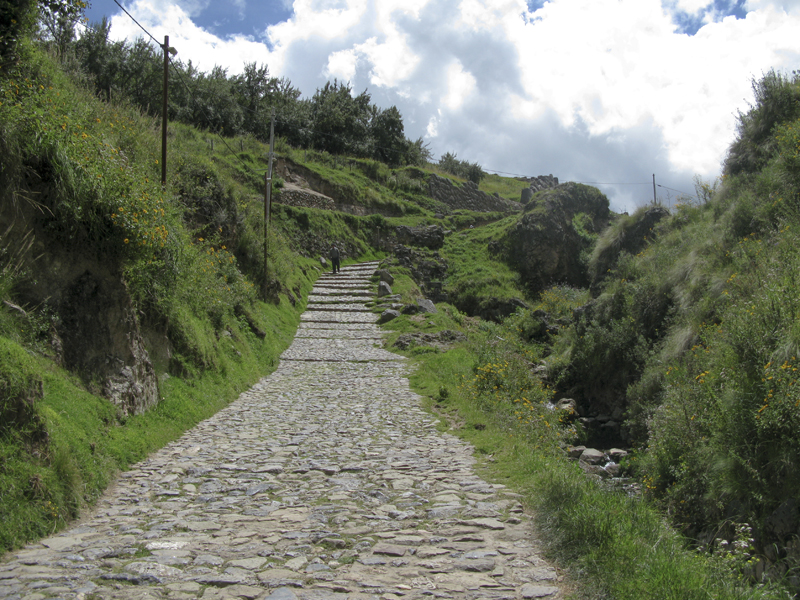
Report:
376,70,800,599
380,273,786,599
0,44,439,551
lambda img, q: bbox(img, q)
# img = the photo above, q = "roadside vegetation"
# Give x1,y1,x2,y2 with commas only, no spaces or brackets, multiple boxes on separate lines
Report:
4,1,800,598
383,69,800,598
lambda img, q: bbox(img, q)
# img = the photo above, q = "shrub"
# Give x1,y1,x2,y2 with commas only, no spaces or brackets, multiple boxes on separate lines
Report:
724,70,800,176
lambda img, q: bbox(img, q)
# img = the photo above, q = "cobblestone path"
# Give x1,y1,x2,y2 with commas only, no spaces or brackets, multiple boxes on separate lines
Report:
0,262,563,600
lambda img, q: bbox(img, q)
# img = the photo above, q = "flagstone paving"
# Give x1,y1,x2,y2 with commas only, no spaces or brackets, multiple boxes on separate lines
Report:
0,262,563,600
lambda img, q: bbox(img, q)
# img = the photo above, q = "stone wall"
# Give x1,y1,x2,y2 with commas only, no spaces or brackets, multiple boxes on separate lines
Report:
428,174,521,213
275,186,336,211
519,175,560,203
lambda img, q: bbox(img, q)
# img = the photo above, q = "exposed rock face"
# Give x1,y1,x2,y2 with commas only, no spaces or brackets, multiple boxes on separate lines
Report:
498,183,611,293
394,225,445,250
59,272,159,416
1,193,162,416
428,174,521,213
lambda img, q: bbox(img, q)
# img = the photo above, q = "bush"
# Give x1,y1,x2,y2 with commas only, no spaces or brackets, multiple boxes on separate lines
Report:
724,70,800,176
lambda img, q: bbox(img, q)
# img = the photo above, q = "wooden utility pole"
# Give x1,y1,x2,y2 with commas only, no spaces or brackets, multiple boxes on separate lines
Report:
161,36,177,185
264,109,275,301
652,174,657,205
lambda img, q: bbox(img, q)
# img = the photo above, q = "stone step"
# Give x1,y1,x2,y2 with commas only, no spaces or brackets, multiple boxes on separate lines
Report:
0,261,563,600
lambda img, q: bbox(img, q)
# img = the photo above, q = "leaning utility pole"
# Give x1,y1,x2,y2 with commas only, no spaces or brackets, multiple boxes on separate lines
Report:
161,36,177,185
264,109,275,301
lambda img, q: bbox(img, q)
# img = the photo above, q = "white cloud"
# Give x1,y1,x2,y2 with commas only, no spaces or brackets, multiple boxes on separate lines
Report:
443,60,477,110
325,48,358,81
106,0,800,211
109,1,272,74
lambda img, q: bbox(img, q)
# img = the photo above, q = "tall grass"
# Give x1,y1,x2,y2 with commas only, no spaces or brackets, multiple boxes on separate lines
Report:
402,305,786,599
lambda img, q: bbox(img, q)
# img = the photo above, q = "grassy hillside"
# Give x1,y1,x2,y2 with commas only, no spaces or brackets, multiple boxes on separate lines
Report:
391,69,800,596
0,40,517,552
4,24,800,600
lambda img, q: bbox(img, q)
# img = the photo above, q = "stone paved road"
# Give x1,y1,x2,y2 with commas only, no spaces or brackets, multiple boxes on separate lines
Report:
0,262,563,600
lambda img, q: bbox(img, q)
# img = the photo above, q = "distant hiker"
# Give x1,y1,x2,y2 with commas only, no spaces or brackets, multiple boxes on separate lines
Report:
329,244,340,274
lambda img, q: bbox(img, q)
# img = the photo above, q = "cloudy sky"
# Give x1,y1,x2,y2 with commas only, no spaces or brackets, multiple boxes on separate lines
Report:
86,0,800,212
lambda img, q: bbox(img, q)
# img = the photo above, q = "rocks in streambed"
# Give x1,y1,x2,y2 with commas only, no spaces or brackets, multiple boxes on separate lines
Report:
568,445,629,481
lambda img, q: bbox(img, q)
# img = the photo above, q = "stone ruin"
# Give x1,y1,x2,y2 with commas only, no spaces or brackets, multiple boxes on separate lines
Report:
519,174,560,204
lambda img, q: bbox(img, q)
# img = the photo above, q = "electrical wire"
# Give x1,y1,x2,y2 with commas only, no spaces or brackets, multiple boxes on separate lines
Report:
106,3,696,198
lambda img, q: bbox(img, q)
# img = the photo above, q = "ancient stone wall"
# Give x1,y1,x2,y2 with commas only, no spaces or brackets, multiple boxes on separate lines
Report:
275,186,336,211
428,174,521,213
519,175,560,203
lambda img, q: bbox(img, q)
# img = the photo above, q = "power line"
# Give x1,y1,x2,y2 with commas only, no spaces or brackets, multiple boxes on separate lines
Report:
112,0,161,47
657,184,694,197
103,6,701,200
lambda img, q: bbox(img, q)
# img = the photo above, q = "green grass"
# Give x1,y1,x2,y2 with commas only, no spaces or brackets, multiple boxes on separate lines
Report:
479,172,529,202
399,316,786,600
0,292,303,551
439,216,526,312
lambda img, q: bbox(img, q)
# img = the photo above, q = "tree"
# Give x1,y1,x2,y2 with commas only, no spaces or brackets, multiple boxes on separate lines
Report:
438,151,486,184
2,0,87,69
75,18,125,101
403,137,432,167
370,105,405,166
37,0,86,60
310,80,371,156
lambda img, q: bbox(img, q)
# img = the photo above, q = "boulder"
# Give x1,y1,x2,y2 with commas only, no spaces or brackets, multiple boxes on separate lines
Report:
416,298,437,314
378,281,393,298
378,309,400,324
608,448,629,461
320,256,328,268
579,448,606,465
567,445,586,459
555,398,577,414
375,269,394,285
400,304,420,315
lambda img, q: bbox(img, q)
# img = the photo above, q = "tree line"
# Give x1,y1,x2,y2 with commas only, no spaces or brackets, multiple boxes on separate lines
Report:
46,15,432,167
3,0,487,177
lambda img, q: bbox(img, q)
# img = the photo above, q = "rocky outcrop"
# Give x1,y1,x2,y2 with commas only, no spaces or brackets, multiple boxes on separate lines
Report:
394,225,445,249
498,183,611,293
392,245,449,303
1,193,162,416
428,175,521,213
519,175,560,204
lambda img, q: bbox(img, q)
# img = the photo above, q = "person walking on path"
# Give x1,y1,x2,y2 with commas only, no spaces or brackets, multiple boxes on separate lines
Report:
329,243,340,273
